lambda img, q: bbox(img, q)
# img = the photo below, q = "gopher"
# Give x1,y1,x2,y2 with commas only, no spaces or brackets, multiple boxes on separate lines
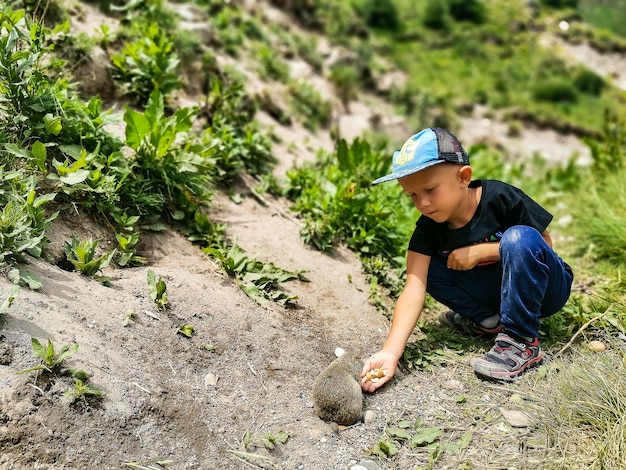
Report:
312,352,363,426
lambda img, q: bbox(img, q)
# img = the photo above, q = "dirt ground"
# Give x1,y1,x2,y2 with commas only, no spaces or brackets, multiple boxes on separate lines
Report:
0,2,609,469
0,185,549,470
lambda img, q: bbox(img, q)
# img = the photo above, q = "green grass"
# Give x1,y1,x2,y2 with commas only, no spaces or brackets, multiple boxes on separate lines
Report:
579,0,626,37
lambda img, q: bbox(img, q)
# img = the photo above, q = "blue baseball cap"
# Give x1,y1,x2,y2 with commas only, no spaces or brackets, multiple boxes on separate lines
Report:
372,128,470,185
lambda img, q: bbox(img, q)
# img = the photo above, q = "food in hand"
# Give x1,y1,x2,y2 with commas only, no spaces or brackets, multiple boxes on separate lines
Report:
364,368,386,383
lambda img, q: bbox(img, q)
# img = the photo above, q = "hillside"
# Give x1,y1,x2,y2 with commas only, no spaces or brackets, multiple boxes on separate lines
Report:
1,1,625,469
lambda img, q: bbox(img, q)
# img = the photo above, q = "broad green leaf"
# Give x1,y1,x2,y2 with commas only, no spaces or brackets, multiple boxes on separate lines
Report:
59,169,89,185
43,113,62,135
31,338,46,361
31,141,47,171
386,427,412,441
124,109,151,148
56,342,78,362
412,427,443,447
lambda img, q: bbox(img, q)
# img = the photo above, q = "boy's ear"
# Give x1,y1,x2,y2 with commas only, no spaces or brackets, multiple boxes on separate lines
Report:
458,165,472,184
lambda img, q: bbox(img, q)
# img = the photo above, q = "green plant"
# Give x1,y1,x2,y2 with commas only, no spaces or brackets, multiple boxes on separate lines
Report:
573,68,605,96
260,430,289,450
423,1,449,30
535,351,626,469
328,64,359,111
115,232,146,267
18,338,78,375
0,167,57,265
147,268,168,311
176,324,194,338
0,285,19,317
532,79,579,103
122,90,213,225
288,79,332,131
357,0,400,30
111,22,181,104
257,44,290,82
64,236,116,285
64,378,105,403
206,244,305,305
285,139,413,265
448,0,487,23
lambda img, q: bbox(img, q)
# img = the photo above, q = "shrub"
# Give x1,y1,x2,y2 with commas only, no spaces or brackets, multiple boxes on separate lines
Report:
448,0,487,24
540,0,579,8
573,68,605,96
359,0,400,31
532,79,579,103
288,79,332,131
423,1,448,30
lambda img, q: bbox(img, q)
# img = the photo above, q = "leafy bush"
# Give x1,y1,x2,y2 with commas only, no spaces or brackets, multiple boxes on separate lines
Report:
448,0,487,24
121,90,212,223
0,168,57,264
423,1,449,30
285,138,413,265
111,22,181,104
258,43,290,82
532,79,579,103
288,79,333,131
328,63,360,111
540,0,579,8
357,0,400,31
573,68,605,95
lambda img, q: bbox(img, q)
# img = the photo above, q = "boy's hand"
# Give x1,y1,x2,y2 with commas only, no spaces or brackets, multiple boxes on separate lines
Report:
360,351,397,393
448,243,499,270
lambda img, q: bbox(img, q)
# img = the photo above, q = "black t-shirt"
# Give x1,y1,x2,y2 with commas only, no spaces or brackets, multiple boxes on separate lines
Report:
408,179,553,258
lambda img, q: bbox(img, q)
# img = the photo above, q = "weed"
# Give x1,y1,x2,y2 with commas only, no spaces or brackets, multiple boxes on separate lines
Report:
147,269,168,311
64,236,116,285
64,378,104,404
206,244,305,305
176,324,194,338
285,138,413,265
123,308,138,327
260,430,289,450
0,285,19,316
122,461,175,470
257,43,290,82
18,338,78,375
288,79,332,131
0,168,57,265
115,232,146,267
111,22,181,104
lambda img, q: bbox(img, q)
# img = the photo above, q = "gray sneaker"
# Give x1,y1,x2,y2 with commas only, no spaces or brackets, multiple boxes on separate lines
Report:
471,333,543,381
439,310,503,337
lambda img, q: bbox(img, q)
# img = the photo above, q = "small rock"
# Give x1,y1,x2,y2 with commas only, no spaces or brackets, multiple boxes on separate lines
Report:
499,408,531,428
363,410,376,424
442,379,462,390
335,347,346,358
204,373,218,387
588,340,606,352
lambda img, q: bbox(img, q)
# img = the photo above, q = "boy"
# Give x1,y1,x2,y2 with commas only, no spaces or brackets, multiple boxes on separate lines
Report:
361,128,573,390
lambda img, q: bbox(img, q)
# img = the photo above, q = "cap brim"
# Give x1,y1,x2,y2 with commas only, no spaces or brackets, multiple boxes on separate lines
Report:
372,160,445,185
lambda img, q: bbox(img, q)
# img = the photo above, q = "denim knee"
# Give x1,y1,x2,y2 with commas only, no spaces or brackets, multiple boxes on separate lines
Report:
499,225,544,259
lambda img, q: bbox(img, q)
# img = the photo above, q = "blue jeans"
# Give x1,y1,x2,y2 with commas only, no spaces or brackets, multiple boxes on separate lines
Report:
426,225,573,339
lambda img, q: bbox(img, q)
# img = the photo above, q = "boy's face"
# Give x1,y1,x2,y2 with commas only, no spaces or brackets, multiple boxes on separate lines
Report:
398,163,472,224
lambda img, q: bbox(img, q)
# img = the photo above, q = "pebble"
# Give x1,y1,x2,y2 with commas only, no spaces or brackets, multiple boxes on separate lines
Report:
499,408,531,428
588,340,606,352
204,373,218,387
363,410,376,424
442,379,462,390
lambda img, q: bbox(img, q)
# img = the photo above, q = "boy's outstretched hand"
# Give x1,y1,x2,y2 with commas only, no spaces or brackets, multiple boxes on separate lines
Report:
360,351,398,393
